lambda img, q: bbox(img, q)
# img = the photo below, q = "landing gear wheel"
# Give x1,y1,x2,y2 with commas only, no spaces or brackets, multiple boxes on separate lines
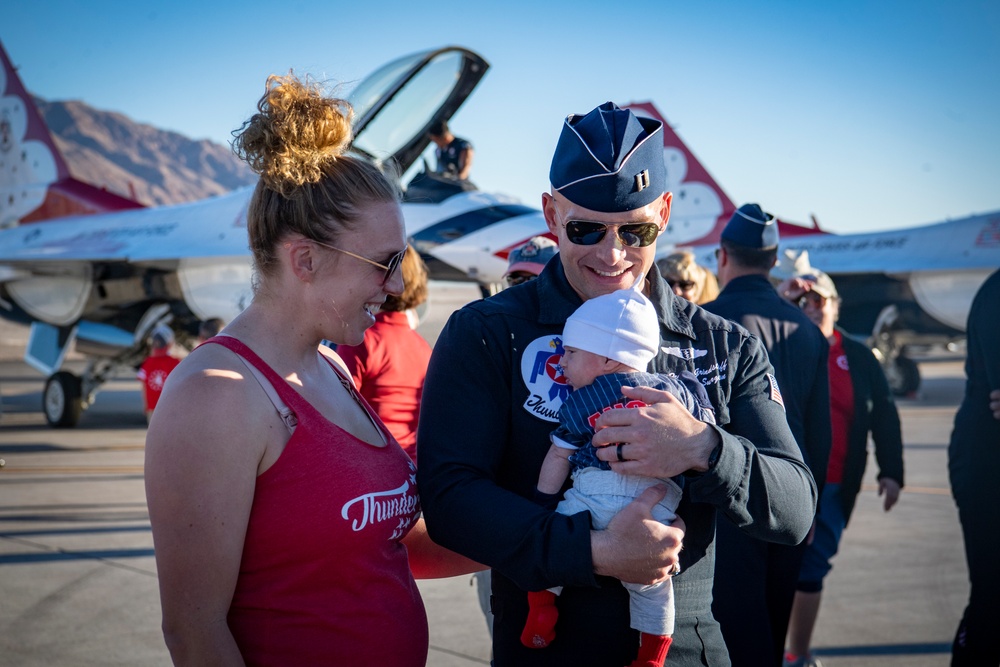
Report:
887,356,921,397
44,371,84,428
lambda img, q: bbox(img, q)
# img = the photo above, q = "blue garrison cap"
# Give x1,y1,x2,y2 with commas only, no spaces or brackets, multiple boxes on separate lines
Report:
721,203,778,249
549,102,665,213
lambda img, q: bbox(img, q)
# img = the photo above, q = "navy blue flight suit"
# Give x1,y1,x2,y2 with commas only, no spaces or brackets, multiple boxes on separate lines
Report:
417,261,816,667
704,273,831,667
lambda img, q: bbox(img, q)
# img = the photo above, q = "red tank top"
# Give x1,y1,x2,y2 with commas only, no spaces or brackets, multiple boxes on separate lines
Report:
210,337,427,666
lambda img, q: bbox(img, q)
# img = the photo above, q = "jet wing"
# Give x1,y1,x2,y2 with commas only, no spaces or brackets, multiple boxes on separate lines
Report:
0,187,253,266
758,212,1000,276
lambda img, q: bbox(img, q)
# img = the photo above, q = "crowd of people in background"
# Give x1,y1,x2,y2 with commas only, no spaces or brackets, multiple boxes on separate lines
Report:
131,74,997,667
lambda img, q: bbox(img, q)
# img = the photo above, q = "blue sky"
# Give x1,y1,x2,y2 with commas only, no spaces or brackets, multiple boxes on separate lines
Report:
5,0,999,234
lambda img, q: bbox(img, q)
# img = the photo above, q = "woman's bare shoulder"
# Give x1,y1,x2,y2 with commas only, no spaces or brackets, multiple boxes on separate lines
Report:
146,342,275,466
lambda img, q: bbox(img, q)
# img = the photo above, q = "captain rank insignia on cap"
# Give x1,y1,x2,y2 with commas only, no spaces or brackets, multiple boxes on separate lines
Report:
635,169,650,192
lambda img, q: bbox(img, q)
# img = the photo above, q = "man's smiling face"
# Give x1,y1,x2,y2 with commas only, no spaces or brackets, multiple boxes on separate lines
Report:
543,190,671,302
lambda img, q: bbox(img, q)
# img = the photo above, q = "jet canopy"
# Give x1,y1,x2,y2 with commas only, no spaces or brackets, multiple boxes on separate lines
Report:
348,46,489,178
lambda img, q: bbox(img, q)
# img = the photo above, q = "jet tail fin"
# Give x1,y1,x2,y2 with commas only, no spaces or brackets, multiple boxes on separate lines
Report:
625,101,735,247
625,101,824,248
0,40,143,229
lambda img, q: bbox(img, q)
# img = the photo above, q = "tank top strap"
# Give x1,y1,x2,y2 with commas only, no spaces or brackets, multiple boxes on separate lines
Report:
202,335,313,418
319,350,390,442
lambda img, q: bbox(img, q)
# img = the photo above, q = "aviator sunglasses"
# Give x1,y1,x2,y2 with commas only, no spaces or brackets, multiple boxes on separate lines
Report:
310,239,406,285
564,220,660,248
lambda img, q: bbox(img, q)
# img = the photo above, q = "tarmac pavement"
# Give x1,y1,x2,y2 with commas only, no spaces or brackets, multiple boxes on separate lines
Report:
0,282,969,666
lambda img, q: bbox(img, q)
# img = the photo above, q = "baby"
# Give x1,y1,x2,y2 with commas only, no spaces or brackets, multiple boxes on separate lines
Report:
522,283,715,667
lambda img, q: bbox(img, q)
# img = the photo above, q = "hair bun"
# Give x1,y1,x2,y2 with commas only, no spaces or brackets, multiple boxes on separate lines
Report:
233,73,353,195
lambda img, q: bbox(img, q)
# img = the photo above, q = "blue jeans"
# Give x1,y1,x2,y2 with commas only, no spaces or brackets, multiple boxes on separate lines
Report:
797,483,846,592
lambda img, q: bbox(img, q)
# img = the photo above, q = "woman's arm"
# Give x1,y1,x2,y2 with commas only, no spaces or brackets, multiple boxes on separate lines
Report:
403,518,486,579
145,354,270,665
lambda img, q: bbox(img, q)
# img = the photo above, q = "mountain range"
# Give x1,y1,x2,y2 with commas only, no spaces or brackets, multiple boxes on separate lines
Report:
35,97,255,206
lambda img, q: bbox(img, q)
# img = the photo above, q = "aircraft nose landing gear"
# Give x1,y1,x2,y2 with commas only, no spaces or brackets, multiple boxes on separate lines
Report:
870,305,922,397
44,371,84,428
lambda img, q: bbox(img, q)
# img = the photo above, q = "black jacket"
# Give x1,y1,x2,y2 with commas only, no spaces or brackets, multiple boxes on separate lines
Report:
837,329,905,521
704,274,832,492
948,268,1000,502
417,261,816,667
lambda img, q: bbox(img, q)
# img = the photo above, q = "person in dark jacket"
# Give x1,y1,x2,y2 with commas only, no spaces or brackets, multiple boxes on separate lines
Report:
417,101,817,667
948,268,1000,666
703,204,831,667
779,265,904,667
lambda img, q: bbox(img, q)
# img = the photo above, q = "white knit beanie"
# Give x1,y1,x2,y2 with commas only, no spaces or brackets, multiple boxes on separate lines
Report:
562,283,659,370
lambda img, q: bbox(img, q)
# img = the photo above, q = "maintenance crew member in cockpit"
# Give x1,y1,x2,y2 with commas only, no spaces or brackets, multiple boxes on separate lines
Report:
428,120,473,181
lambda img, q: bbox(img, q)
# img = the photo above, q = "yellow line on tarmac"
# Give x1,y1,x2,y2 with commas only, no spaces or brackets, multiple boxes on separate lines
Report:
861,483,951,495
76,444,146,452
0,465,145,475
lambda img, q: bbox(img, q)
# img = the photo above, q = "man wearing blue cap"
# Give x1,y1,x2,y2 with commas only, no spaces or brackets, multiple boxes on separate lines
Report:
418,102,816,666
703,205,831,667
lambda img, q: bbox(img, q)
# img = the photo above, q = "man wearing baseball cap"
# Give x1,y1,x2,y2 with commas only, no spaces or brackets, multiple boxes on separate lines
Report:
504,236,559,287
704,205,832,667
418,102,815,666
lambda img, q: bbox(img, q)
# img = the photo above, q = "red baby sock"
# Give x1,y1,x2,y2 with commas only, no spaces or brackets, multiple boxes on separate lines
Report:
520,590,559,648
629,633,672,667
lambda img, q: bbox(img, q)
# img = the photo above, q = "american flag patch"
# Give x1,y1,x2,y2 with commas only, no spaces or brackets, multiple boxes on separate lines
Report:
766,373,785,410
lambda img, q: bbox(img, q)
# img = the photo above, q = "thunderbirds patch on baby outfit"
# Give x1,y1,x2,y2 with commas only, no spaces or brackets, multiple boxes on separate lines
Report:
520,334,572,422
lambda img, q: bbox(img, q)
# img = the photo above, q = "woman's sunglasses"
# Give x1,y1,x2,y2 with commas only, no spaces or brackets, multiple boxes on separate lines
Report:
666,278,697,291
311,239,406,285
564,220,660,248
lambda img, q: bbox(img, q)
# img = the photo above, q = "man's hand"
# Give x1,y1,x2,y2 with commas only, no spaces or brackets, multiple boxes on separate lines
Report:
591,485,685,585
776,276,811,302
590,385,719,478
990,389,1000,420
878,477,901,512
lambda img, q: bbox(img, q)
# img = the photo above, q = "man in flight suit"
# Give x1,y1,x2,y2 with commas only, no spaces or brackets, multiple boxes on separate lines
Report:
417,102,817,667
704,205,832,667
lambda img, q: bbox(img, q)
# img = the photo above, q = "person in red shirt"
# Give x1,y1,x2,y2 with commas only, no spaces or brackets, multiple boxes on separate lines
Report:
776,259,905,667
137,325,181,423
336,245,430,464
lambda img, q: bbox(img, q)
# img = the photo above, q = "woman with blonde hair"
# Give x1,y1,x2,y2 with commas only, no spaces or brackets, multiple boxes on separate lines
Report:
656,250,719,304
145,73,477,666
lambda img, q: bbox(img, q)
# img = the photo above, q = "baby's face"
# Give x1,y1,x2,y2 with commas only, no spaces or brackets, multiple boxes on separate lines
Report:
559,346,608,389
